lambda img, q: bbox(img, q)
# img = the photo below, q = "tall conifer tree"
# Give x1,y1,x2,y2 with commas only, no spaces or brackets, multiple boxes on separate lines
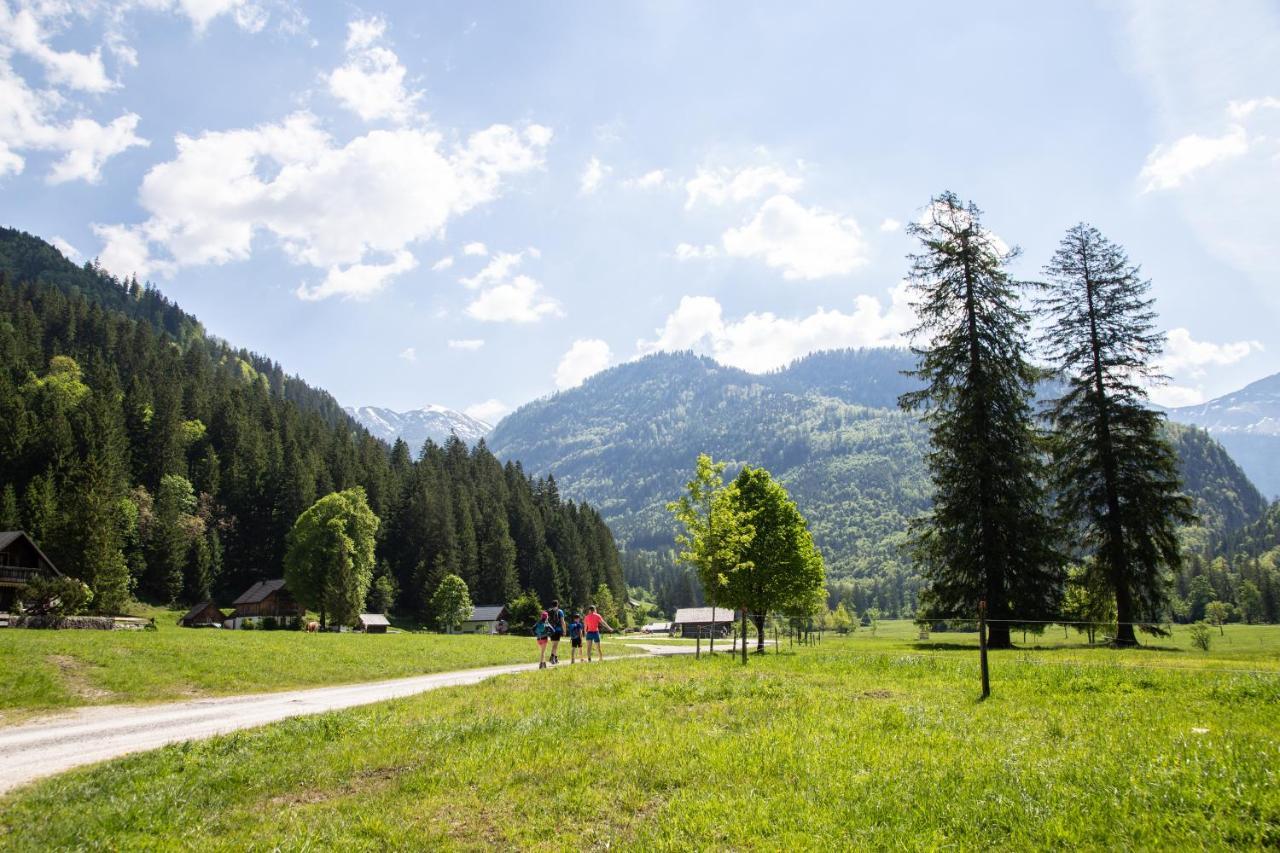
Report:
1038,224,1195,645
899,192,1062,647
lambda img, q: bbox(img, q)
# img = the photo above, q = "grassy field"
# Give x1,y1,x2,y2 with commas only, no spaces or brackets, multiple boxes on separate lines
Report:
0,607,638,721
1,621,1276,849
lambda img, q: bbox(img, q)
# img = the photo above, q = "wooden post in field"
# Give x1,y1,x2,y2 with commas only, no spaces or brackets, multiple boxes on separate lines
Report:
741,608,748,664
978,599,990,699
710,604,715,655
696,630,701,659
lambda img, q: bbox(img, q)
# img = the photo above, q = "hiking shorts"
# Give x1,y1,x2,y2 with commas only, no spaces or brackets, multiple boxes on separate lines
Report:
551,630,563,641
586,631,601,643
570,636,583,648
537,637,548,647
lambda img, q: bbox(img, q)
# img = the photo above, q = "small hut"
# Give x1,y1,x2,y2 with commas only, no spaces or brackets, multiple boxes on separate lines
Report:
180,600,227,628
357,613,390,634
672,607,734,639
460,604,509,634
0,531,63,612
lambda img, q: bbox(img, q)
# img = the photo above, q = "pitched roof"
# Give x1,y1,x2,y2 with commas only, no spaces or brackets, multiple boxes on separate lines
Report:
232,579,288,605
465,605,508,622
673,607,735,624
358,613,390,627
181,600,223,623
0,530,62,576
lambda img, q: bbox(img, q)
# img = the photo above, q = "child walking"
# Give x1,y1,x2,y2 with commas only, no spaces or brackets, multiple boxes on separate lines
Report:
534,610,551,669
567,612,585,664
584,604,613,662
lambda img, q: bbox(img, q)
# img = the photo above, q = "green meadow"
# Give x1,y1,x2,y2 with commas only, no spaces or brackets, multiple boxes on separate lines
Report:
0,607,641,722
2,622,1276,850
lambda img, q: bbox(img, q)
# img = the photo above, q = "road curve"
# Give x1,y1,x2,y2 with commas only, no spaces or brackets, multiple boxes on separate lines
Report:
0,645,695,796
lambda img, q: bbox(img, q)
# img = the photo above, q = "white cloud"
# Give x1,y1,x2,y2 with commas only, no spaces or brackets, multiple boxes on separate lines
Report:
460,249,530,289
879,217,902,232
93,222,172,280
398,346,416,362
623,169,665,190
0,54,147,184
94,112,551,296
464,398,510,424
579,156,608,195
721,194,868,280
684,163,802,209
1159,327,1263,375
465,275,561,323
295,249,417,301
462,241,488,256
448,338,485,350
50,236,80,260
638,284,913,373
0,6,113,92
1148,384,1207,408
327,16,421,124
674,242,718,260
431,255,454,271
554,338,612,389
1139,125,1249,192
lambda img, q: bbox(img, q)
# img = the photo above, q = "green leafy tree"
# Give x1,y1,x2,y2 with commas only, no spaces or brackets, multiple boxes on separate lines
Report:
865,606,882,637
1204,600,1231,635
831,602,854,634
284,487,379,627
1038,223,1196,645
1062,564,1116,644
899,192,1063,647
431,573,473,633
593,582,621,627
668,453,756,619
1237,580,1262,625
507,588,542,633
366,561,398,615
147,474,197,603
1188,621,1211,651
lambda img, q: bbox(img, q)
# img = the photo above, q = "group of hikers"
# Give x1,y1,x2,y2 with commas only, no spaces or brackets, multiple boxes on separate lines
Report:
534,600,614,668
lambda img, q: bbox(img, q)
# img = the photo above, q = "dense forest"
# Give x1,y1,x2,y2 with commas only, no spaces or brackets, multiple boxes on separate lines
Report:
0,228,624,620
490,349,1273,619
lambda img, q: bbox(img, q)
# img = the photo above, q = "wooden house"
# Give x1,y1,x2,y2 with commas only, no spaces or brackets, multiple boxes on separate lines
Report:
0,531,63,613
460,604,509,634
229,579,304,628
672,607,734,639
357,613,390,634
179,600,227,628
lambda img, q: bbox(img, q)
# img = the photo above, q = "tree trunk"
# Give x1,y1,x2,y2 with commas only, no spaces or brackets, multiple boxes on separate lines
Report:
753,612,766,653
987,622,1012,649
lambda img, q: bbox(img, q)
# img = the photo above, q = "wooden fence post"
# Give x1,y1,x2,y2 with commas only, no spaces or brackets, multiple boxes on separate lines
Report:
978,600,990,699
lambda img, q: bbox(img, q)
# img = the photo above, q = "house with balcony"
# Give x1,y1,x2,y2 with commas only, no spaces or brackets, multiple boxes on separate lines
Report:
0,531,62,612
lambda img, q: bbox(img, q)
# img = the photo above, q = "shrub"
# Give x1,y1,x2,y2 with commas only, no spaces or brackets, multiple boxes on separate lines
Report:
262,616,278,631
20,576,93,617
1189,622,1211,651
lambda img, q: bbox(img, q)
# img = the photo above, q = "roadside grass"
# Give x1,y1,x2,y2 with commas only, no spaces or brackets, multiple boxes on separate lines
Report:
2,625,1276,849
0,608,640,721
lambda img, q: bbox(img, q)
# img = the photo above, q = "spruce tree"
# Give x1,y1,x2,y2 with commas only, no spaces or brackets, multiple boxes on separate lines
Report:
899,192,1062,647
1038,224,1195,645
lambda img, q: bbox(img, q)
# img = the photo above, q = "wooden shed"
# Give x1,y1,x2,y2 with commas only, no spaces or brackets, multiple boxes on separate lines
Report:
229,579,304,628
356,613,390,633
179,600,227,628
461,604,510,634
672,607,734,639
0,531,63,613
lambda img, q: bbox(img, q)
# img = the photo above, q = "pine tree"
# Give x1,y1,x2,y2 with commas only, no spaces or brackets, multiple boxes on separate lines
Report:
1038,224,1195,645
898,192,1062,647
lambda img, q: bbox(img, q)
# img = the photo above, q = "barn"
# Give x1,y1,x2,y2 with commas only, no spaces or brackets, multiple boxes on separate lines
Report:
672,607,734,639
229,579,305,628
460,604,509,634
0,531,63,613
357,613,390,634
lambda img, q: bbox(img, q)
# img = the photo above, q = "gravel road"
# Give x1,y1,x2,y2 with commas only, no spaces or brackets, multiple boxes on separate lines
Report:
0,645,693,796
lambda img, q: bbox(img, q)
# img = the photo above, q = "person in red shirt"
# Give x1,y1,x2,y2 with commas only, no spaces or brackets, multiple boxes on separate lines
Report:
583,604,613,661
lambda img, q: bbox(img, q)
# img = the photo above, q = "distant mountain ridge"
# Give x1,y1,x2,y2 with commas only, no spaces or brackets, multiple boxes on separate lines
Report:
344,404,492,449
1168,372,1280,498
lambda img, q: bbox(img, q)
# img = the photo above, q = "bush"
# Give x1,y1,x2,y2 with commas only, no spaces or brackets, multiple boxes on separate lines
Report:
262,616,278,631
1189,622,1211,651
20,576,93,617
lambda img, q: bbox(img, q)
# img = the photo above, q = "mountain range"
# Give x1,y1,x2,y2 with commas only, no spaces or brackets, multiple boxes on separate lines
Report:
344,405,492,448
487,349,1272,606
1167,373,1280,499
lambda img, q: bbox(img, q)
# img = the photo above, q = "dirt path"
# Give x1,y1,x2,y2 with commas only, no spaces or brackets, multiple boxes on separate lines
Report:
0,646,693,796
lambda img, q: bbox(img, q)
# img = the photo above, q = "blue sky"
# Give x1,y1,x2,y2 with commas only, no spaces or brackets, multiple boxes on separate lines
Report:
2,1,1277,422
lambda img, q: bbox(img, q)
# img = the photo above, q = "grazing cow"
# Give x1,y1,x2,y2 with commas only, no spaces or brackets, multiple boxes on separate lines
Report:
305,620,320,633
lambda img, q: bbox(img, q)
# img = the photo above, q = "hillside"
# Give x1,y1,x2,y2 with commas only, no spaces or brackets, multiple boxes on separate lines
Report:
1168,372,1280,499
489,349,1267,613
0,228,623,618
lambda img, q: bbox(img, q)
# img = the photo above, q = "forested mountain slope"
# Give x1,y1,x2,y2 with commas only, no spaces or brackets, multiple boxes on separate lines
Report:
489,349,1268,614
1167,372,1280,499
0,229,622,618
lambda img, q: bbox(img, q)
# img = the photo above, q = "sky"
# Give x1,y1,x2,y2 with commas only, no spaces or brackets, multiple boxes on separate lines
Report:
1,0,1277,423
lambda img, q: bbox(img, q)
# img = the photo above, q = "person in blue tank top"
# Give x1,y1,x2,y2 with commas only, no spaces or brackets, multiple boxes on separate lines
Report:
566,612,585,664
534,610,551,669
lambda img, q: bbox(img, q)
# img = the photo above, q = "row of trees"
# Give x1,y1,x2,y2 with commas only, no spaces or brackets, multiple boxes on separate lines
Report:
901,193,1194,646
0,230,625,623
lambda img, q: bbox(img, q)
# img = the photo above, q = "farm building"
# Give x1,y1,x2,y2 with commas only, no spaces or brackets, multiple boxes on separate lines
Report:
672,607,734,638
460,605,509,634
180,600,227,628
0,531,63,613
357,613,389,633
229,579,305,628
